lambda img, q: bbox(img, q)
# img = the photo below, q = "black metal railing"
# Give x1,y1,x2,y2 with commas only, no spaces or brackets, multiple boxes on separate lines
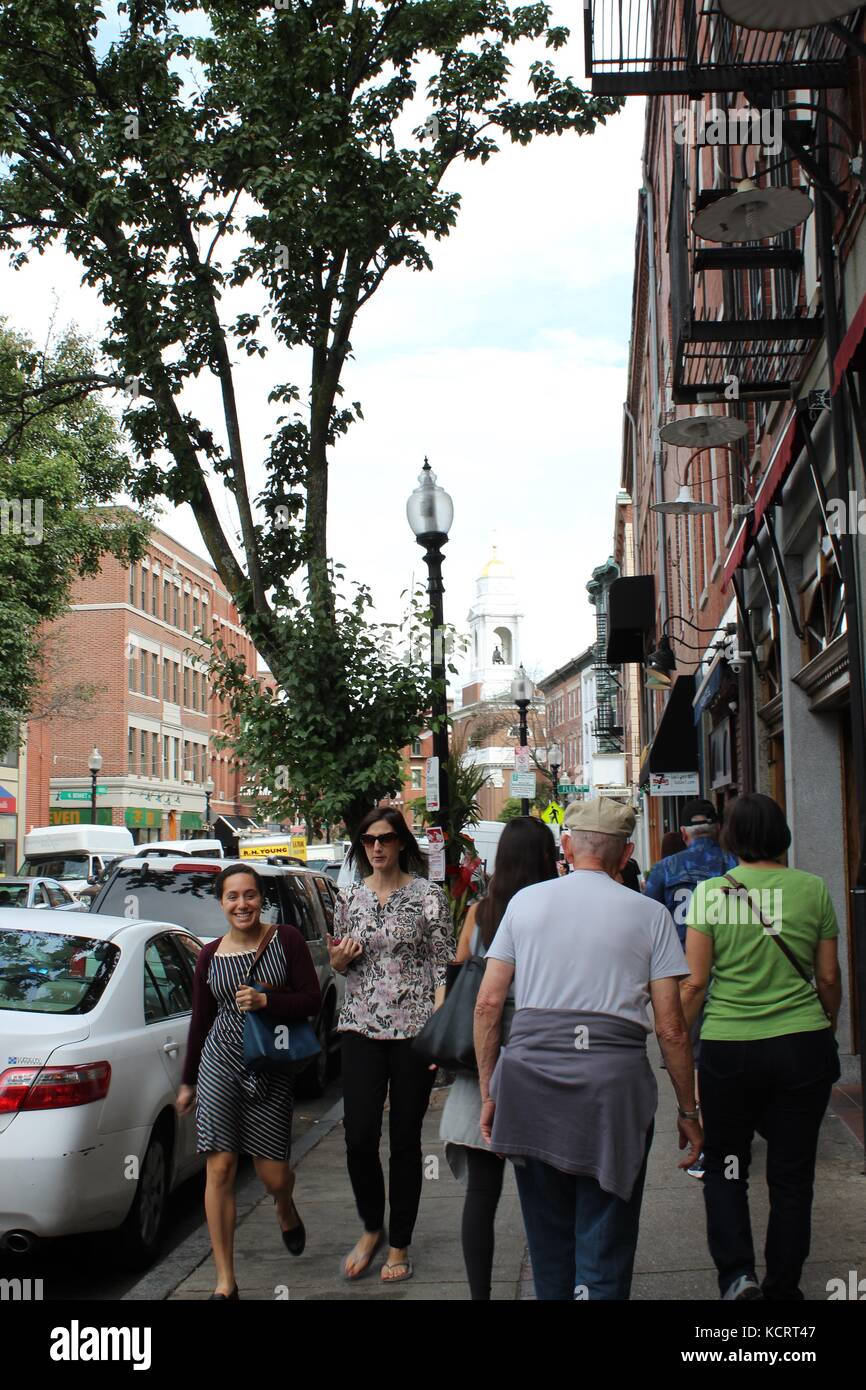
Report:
585,1,862,96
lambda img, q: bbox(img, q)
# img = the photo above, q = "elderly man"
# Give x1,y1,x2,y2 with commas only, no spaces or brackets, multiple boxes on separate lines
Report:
645,799,736,946
474,797,702,1301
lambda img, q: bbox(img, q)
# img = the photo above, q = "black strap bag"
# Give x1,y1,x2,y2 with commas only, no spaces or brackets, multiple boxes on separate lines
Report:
720,873,834,1024
411,955,486,1072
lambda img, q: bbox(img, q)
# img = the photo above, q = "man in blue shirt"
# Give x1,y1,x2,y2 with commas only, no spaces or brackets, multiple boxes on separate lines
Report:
644,799,736,947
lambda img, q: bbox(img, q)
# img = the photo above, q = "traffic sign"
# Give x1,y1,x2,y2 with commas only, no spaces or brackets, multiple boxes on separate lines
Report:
558,784,589,795
542,803,564,825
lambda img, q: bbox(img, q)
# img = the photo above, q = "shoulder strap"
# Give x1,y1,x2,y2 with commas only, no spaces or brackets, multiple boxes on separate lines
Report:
721,874,831,1022
245,925,277,984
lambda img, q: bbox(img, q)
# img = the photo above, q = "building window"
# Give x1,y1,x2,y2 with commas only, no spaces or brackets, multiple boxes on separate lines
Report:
139,650,148,695
410,768,423,790
172,585,179,628
151,732,159,777
140,730,148,776
150,652,158,698
173,737,180,782
200,672,207,710
163,579,170,623
152,569,159,616
183,667,190,708
129,565,136,605
128,646,137,691
162,735,170,780
128,729,135,773
140,565,148,611
162,657,169,701
411,739,422,756
183,590,190,632
172,662,180,703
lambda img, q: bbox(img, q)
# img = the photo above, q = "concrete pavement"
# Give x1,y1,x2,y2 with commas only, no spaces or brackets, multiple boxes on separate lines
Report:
158,1041,865,1301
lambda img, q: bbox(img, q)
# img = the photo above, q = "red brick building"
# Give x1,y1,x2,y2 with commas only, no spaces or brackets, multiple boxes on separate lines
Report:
24,510,257,843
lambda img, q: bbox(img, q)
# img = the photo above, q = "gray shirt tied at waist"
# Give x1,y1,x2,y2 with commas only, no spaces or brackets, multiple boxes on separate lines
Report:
489,1007,657,1201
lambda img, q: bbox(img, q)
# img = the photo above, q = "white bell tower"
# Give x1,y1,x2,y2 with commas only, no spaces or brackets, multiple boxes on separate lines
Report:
467,546,523,700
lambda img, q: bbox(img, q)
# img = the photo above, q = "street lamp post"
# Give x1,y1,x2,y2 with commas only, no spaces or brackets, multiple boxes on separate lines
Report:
88,747,102,826
204,776,214,829
407,459,454,838
511,666,533,817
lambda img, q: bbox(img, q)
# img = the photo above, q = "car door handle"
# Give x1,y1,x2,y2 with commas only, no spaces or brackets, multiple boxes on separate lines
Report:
163,1042,180,1055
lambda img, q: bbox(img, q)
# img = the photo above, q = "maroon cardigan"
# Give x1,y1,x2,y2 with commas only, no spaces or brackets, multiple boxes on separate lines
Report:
182,923,322,1086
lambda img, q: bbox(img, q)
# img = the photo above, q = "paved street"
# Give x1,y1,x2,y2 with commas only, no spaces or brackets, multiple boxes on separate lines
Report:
116,1043,865,1303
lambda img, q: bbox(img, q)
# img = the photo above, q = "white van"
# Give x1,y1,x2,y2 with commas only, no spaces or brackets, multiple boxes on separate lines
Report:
20,825,135,899
135,839,223,860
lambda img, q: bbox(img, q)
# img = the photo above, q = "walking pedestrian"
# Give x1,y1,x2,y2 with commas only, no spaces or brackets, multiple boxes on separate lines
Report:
177,864,322,1299
329,808,453,1285
659,830,686,860
475,797,702,1300
644,799,736,946
439,816,558,1300
681,793,842,1302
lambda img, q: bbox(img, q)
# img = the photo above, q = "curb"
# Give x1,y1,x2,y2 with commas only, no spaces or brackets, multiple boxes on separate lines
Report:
121,1096,346,1301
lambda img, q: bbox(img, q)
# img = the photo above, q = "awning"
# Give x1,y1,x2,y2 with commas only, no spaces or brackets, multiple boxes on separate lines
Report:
0,786,16,814
638,675,698,786
833,289,866,391
212,814,260,852
722,412,800,590
606,576,656,664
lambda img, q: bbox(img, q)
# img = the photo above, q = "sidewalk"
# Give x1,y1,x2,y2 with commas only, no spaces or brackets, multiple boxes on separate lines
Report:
167,1043,866,1301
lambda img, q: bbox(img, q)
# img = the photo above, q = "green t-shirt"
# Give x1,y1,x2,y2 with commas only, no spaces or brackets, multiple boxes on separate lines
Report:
686,866,837,1041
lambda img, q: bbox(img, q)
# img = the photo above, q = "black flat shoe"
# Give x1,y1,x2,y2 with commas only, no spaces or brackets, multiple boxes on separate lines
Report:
281,1202,306,1256
208,1286,239,1300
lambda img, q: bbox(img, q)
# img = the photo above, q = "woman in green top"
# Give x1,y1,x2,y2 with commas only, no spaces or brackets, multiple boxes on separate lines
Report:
681,793,841,1303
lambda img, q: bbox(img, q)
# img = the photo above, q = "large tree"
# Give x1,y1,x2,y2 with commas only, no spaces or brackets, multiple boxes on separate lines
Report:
0,0,619,824
0,321,151,749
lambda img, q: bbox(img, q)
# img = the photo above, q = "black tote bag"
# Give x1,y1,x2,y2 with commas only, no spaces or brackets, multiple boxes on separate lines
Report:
411,955,486,1072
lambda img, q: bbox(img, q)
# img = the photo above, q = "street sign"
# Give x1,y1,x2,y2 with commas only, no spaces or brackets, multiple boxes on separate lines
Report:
514,748,531,774
510,771,537,799
425,757,440,813
542,803,564,825
558,784,589,796
57,788,107,800
649,772,700,798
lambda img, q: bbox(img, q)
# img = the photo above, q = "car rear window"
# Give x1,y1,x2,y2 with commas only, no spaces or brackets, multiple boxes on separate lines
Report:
94,866,228,936
0,930,120,1014
19,855,89,881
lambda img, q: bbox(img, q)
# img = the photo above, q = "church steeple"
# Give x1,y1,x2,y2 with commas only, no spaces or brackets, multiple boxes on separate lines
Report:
465,544,523,700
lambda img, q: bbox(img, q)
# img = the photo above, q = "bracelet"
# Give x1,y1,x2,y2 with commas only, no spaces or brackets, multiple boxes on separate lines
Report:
678,1106,700,1120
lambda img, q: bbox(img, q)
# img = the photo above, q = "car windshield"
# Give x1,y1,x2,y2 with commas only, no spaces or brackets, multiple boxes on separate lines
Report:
19,854,89,881
96,867,226,936
0,930,120,1014
0,883,32,908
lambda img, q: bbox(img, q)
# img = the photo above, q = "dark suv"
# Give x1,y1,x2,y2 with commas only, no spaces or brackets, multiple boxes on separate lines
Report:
90,855,344,1095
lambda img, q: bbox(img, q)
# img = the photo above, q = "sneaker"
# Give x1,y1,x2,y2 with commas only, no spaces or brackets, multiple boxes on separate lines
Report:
686,1152,705,1179
723,1275,764,1301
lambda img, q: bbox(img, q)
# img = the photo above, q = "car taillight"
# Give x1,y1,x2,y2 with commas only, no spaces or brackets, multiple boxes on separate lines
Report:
0,1062,111,1114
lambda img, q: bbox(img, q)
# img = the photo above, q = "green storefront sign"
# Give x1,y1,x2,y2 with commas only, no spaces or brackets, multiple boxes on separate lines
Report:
181,811,204,830
125,808,163,829
48,808,113,826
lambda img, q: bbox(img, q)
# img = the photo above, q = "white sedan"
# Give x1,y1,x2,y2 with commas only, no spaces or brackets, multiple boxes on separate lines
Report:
0,908,204,1266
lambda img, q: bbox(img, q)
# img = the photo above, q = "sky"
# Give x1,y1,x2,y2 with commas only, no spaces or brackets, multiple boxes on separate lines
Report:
0,7,646,691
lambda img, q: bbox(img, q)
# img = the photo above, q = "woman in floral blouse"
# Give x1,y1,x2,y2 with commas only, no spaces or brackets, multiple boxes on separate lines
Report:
328,807,453,1285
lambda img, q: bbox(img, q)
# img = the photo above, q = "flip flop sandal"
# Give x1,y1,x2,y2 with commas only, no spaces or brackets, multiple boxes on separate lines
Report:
341,1233,384,1282
381,1259,414,1284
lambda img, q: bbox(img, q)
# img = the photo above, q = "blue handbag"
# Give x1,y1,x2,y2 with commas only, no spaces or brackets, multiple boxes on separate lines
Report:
241,927,322,1075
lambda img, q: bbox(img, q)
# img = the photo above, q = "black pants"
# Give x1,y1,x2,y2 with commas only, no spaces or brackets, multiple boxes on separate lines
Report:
462,1147,505,1301
340,1031,435,1249
699,1030,839,1300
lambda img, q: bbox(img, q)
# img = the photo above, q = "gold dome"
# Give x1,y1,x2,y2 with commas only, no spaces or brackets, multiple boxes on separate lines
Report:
480,545,513,579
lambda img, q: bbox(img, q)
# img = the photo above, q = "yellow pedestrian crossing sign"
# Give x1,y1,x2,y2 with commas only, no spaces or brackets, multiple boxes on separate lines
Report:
542,802,564,825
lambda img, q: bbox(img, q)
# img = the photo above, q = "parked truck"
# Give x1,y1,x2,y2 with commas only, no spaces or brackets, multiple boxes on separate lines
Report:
19,824,135,899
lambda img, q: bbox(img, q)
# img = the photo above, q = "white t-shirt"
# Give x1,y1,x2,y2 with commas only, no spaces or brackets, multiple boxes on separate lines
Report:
486,870,688,1033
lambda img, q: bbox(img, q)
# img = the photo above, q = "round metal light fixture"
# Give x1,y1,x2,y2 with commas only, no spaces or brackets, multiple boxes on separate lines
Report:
406,458,454,541
651,485,719,517
694,179,813,243
660,406,748,449
720,1,861,31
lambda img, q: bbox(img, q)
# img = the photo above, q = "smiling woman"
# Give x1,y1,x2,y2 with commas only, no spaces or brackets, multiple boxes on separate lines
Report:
177,863,321,1299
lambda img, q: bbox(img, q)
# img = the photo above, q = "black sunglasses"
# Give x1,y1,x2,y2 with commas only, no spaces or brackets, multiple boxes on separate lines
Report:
360,832,400,847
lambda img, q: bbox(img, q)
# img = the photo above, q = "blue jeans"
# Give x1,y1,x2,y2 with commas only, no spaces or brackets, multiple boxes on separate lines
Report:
514,1126,653,1300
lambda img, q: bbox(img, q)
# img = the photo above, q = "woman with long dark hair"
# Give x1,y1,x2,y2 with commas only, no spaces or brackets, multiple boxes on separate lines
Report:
177,864,321,1299
439,816,558,1299
681,793,842,1301
328,806,453,1285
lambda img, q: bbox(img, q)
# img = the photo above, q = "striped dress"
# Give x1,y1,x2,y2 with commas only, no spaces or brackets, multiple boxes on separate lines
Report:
196,934,295,1161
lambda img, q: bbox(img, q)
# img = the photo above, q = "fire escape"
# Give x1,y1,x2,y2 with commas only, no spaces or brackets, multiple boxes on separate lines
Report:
587,560,624,754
